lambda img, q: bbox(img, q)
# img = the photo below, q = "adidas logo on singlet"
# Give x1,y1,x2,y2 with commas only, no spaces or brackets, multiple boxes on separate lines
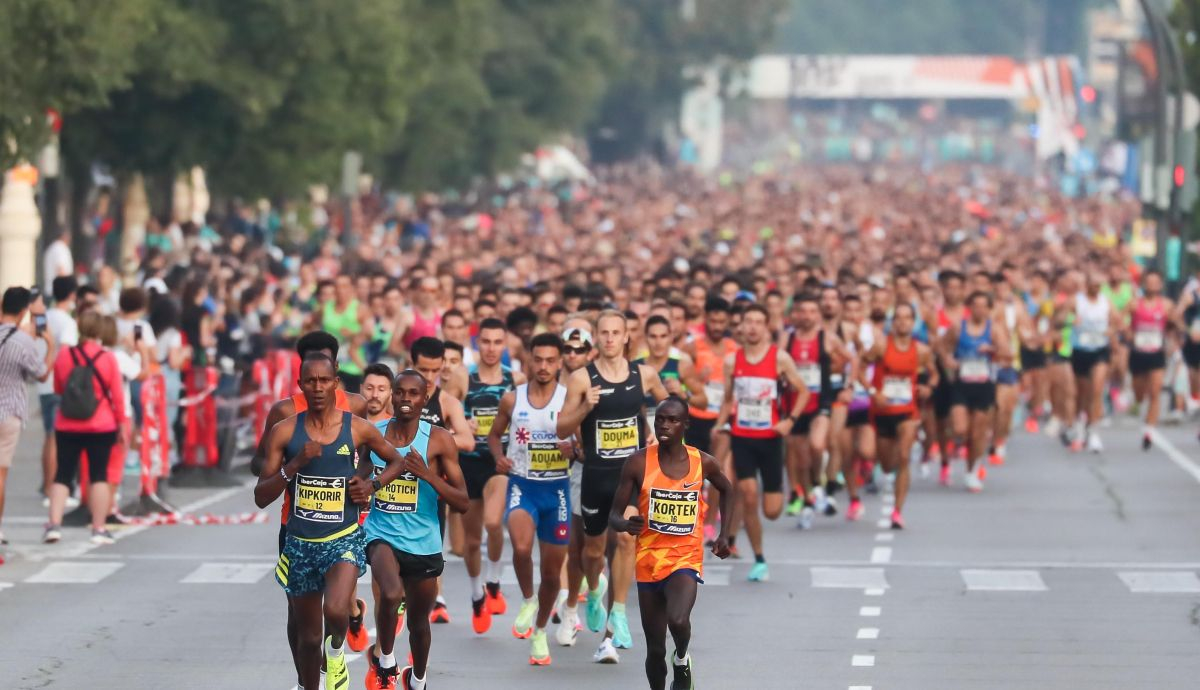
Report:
336,444,351,456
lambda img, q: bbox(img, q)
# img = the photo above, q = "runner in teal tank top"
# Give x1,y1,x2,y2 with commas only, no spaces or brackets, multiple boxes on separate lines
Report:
359,369,469,690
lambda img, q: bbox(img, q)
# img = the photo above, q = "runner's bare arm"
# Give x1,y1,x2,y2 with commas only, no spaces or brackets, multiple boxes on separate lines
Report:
442,366,468,401
938,322,960,370
488,391,516,474
608,449,647,535
701,451,733,558
352,418,406,503
440,393,477,453
348,392,368,418
677,354,708,411
992,322,1013,366
427,427,470,513
776,349,810,421
712,353,736,431
254,417,309,508
919,343,939,392
251,398,296,476
556,367,596,438
640,362,669,403
512,370,528,386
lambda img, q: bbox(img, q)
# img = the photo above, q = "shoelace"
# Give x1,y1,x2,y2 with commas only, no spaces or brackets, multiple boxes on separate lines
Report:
376,664,397,689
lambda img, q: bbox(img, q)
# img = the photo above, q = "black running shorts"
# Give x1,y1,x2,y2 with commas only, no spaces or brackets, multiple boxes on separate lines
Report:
580,462,624,536
730,435,783,494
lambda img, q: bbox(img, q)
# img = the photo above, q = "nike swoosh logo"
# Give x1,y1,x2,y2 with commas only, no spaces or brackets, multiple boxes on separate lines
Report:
625,385,637,391
682,481,701,489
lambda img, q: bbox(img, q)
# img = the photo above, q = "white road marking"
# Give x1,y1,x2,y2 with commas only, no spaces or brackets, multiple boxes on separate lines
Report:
703,564,732,586
870,547,892,564
864,587,885,597
181,562,275,584
1118,571,1200,593
26,561,123,584
875,518,890,529
859,606,881,617
857,627,879,640
874,532,894,542
961,569,1047,592
810,567,888,590
1149,428,1200,485
0,582,13,592
767,557,1200,570
851,654,875,667
849,687,873,690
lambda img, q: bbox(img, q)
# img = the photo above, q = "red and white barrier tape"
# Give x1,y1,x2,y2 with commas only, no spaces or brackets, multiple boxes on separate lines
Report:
113,510,271,526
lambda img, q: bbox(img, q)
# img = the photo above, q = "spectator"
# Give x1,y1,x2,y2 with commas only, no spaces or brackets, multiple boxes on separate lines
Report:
38,276,80,502
116,287,156,427
101,314,140,492
43,228,74,294
149,296,188,447
46,310,125,546
0,287,57,545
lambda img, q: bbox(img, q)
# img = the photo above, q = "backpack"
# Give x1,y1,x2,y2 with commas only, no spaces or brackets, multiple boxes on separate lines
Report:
60,346,114,420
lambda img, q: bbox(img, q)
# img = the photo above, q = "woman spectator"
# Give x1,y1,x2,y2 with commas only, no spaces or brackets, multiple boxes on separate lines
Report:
181,278,215,368
149,296,189,441
46,310,126,546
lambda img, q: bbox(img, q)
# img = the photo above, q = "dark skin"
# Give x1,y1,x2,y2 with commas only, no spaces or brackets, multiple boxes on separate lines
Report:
609,399,734,690
255,358,408,690
358,372,468,684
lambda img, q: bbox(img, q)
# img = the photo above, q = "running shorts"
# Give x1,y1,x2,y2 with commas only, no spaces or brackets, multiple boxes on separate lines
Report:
995,367,1019,386
1070,347,1110,378
873,412,914,440
730,435,783,493
1129,350,1167,375
637,567,703,592
1019,347,1047,371
366,540,444,580
847,407,870,428
952,381,996,412
933,377,955,419
276,527,366,596
580,463,624,536
460,455,498,500
505,475,570,545
687,415,716,455
1184,341,1200,369
791,409,829,436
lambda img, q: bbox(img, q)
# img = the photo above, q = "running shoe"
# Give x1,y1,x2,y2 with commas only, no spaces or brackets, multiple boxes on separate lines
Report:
551,589,566,624
530,629,551,666
798,505,815,530
927,442,942,463
395,600,406,637
1069,437,1083,453
823,494,838,517
366,645,398,690
347,598,369,652
918,460,931,481
1024,416,1039,434
609,608,633,649
398,667,416,690
1043,417,1062,438
671,654,695,690
585,573,609,633
555,606,579,647
890,510,905,530
471,596,491,634
988,452,1003,467
938,464,951,487
42,524,62,544
964,469,983,493
811,486,827,515
727,542,742,559
1142,433,1153,451
1088,432,1104,454
325,637,349,690
593,638,620,664
846,498,864,522
485,582,507,615
512,599,537,639
978,465,987,481
429,600,450,624
785,495,804,516
747,562,769,582
90,528,115,545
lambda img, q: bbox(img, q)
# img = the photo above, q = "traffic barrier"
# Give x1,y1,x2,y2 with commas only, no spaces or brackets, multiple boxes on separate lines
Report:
181,366,220,468
140,374,171,496
113,510,272,527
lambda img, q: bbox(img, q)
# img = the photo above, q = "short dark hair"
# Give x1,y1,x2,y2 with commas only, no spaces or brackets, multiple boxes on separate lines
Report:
296,331,340,360
645,315,671,332
478,317,506,334
52,276,78,304
442,309,466,324
1,287,31,316
743,303,769,319
967,290,993,307
443,340,464,355
76,284,99,302
363,362,395,382
506,306,538,331
300,352,337,375
118,287,147,314
395,368,427,387
548,304,569,318
530,332,564,353
410,336,445,363
704,296,731,314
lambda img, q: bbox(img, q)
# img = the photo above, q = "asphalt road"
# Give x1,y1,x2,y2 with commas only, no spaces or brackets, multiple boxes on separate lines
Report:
2,417,1200,690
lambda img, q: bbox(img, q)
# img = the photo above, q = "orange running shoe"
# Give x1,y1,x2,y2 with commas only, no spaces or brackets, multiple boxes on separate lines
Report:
1024,416,1039,434
471,595,492,634
365,644,398,690
429,601,451,624
485,582,507,615
347,598,369,652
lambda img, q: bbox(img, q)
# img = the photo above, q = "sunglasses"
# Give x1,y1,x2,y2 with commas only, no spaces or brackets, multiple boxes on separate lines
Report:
565,345,590,355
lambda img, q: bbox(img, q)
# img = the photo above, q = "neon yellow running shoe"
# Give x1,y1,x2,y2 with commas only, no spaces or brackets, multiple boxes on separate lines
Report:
530,629,551,666
324,636,349,690
512,599,537,639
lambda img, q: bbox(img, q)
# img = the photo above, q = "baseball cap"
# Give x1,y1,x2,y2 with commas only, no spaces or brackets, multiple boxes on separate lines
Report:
562,327,593,346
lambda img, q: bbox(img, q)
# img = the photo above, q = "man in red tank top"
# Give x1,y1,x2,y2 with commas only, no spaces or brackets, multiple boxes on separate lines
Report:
713,304,812,583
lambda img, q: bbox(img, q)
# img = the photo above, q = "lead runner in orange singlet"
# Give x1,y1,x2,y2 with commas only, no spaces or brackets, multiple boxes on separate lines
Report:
609,397,735,690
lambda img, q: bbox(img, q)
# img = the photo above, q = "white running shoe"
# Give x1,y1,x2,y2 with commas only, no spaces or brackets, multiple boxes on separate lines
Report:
556,607,579,647
593,638,620,664
798,505,815,530
1043,417,1062,438
811,486,828,514
1087,431,1103,453
964,470,983,493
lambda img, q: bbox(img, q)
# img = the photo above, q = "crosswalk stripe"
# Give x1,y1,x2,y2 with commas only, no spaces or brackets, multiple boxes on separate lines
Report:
1117,571,1200,593
961,569,1047,592
811,567,889,590
182,563,275,584
26,561,123,584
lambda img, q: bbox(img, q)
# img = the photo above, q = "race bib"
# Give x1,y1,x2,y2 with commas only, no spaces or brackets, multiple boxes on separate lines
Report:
734,376,777,430
882,376,913,405
798,364,821,391
959,358,991,383
293,474,346,523
373,473,419,514
1134,329,1163,352
1037,317,1050,335
472,406,497,440
703,381,724,414
648,487,700,535
1077,331,1106,349
829,373,845,389
596,416,640,460
529,442,569,480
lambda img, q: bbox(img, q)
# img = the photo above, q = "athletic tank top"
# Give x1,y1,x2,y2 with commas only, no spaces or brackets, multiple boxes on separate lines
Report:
847,338,871,412
689,334,734,420
283,411,359,541
731,345,779,439
281,389,354,525
955,319,994,383
507,383,570,481
463,365,514,461
633,356,680,428
580,362,645,466
1131,298,1167,353
404,308,442,350
1072,293,1110,352
365,420,441,555
873,336,918,416
420,386,444,428
322,301,364,375
786,330,827,415
635,444,705,583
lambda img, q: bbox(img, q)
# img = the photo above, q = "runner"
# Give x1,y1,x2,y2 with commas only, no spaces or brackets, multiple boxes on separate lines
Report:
1065,273,1114,453
1104,262,1136,413
1128,270,1173,451
634,315,708,430
556,309,668,662
361,369,469,690
817,285,854,517
838,294,873,522
609,397,735,690
461,318,525,634
1172,268,1200,414
1019,271,1054,433
714,303,812,581
862,303,937,528
939,291,1010,492
256,354,407,690
991,273,1029,465
488,333,573,664
932,270,966,485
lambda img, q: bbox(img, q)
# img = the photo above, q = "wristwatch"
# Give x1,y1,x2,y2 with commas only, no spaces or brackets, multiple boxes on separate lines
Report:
371,479,382,492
